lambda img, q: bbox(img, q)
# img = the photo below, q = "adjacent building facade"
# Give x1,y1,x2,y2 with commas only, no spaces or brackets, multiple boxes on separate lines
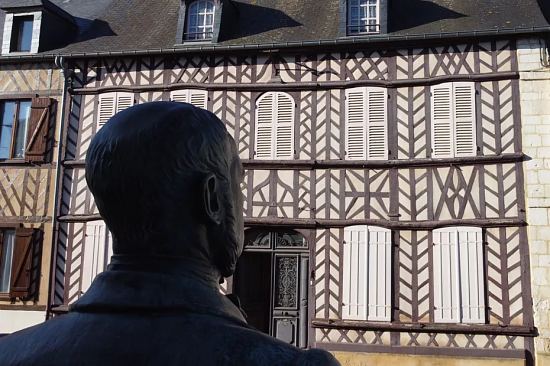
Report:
1,0,550,365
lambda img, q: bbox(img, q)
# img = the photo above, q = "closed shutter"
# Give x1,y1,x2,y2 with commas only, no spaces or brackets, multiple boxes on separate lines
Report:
98,92,134,129
25,97,53,163
98,93,116,127
255,93,275,159
345,88,367,160
433,228,460,322
367,227,392,321
9,228,41,300
453,83,476,157
82,221,112,295
457,227,485,323
274,93,294,159
431,84,454,158
366,88,388,160
171,90,208,110
343,226,368,320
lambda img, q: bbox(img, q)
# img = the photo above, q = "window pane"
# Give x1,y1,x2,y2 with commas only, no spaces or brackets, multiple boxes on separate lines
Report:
186,0,215,40
14,101,31,159
0,230,15,293
0,102,16,159
11,16,33,52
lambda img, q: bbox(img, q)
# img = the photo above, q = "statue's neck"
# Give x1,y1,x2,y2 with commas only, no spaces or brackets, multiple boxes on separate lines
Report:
108,255,222,290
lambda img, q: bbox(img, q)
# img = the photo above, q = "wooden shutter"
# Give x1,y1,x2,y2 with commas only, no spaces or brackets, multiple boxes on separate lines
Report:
457,227,485,323
345,88,367,160
343,226,368,320
25,97,53,163
255,93,275,159
367,226,392,321
115,92,134,114
433,228,460,322
453,83,476,157
366,88,388,160
171,90,208,110
82,221,112,295
431,84,454,158
274,92,294,159
98,93,116,127
9,228,41,299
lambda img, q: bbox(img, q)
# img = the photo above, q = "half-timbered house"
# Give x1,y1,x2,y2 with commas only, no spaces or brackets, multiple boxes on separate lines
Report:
37,0,550,364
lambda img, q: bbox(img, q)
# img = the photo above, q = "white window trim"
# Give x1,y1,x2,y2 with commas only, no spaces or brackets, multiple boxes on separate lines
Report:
433,226,486,324
254,92,295,160
185,0,216,41
342,225,392,322
347,0,380,35
1,11,41,55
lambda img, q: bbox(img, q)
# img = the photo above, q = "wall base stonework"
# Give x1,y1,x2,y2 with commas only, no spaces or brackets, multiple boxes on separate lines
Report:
331,352,524,366
518,37,550,366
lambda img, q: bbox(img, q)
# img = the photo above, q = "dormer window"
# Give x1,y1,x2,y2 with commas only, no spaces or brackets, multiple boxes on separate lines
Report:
10,16,33,53
185,0,215,41
348,0,380,34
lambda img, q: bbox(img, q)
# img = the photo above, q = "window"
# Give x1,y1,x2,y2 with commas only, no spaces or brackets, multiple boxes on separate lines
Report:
170,89,208,109
433,227,485,324
431,83,477,158
348,0,380,34
342,226,392,321
10,16,34,53
345,87,388,160
98,92,135,128
254,92,295,160
0,230,15,293
0,100,31,160
185,0,215,41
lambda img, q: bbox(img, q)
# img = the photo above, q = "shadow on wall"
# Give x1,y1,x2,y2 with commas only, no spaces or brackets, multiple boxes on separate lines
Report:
221,2,301,41
389,0,465,32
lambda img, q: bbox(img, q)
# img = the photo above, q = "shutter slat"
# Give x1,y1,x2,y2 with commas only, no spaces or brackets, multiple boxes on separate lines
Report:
274,93,294,159
343,226,368,320
453,83,476,157
433,228,460,322
346,88,367,160
189,90,208,109
82,221,112,296
115,93,134,114
170,90,189,104
458,227,485,323
367,226,391,321
25,97,53,163
98,94,116,127
255,93,275,159
366,89,388,160
431,85,454,158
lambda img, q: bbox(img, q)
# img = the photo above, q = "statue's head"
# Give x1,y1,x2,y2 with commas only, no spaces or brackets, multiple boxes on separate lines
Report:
85,102,244,278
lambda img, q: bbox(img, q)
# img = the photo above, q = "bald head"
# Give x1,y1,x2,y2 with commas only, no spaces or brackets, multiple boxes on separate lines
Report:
86,102,244,277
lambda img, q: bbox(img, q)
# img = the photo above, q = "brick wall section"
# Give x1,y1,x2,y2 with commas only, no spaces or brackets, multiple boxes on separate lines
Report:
518,37,550,364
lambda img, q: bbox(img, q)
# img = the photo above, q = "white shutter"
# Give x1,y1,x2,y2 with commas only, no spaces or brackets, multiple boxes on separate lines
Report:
189,90,208,109
453,83,476,157
366,226,392,321
255,93,275,159
274,92,294,159
366,88,388,160
170,90,189,104
98,93,116,127
431,84,454,158
115,92,134,114
81,221,112,295
433,228,460,322
345,88,367,160
457,227,485,323
343,226,368,320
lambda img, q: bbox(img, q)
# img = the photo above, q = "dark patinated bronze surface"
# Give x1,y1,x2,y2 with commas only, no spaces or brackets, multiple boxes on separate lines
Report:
0,102,339,366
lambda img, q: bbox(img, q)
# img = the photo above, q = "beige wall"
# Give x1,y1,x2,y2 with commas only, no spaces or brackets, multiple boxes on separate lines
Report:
518,37,550,365
332,352,524,366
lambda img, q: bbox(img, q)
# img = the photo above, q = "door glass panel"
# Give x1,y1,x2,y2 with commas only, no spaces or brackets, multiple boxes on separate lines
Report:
274,256,299,309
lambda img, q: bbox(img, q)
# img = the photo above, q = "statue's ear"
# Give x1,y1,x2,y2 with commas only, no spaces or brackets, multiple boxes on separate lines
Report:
203,173,222,225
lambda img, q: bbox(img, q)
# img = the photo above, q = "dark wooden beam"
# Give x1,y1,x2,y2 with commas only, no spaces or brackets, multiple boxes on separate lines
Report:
69,72,519,95
62,153,525,170
312,319,537,337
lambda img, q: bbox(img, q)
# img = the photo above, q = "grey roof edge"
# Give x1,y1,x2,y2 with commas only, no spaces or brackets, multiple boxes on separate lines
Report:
1,25,550,63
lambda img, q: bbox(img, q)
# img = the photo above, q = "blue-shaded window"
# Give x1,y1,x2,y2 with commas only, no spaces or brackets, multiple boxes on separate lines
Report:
185,0,215,41
0,100,31,160
10,16,34,52
348,0,380,34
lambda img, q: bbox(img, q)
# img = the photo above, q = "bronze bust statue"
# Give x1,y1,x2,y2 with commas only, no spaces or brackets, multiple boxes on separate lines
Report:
0,102,339,365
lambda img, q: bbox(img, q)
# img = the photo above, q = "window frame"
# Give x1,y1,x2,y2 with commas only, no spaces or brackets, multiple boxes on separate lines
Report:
0,228,16,297
184,0,216,41
0,99,32,161
347,0,381,35
10,15,34,53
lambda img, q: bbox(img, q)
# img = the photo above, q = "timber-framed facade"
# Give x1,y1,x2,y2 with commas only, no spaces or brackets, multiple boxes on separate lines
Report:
51,37,536,362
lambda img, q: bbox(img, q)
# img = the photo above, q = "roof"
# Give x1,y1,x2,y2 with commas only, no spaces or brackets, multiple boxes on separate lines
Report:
0,0,549,59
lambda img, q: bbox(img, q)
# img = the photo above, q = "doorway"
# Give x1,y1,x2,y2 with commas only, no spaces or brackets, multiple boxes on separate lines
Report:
232,229,309,348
